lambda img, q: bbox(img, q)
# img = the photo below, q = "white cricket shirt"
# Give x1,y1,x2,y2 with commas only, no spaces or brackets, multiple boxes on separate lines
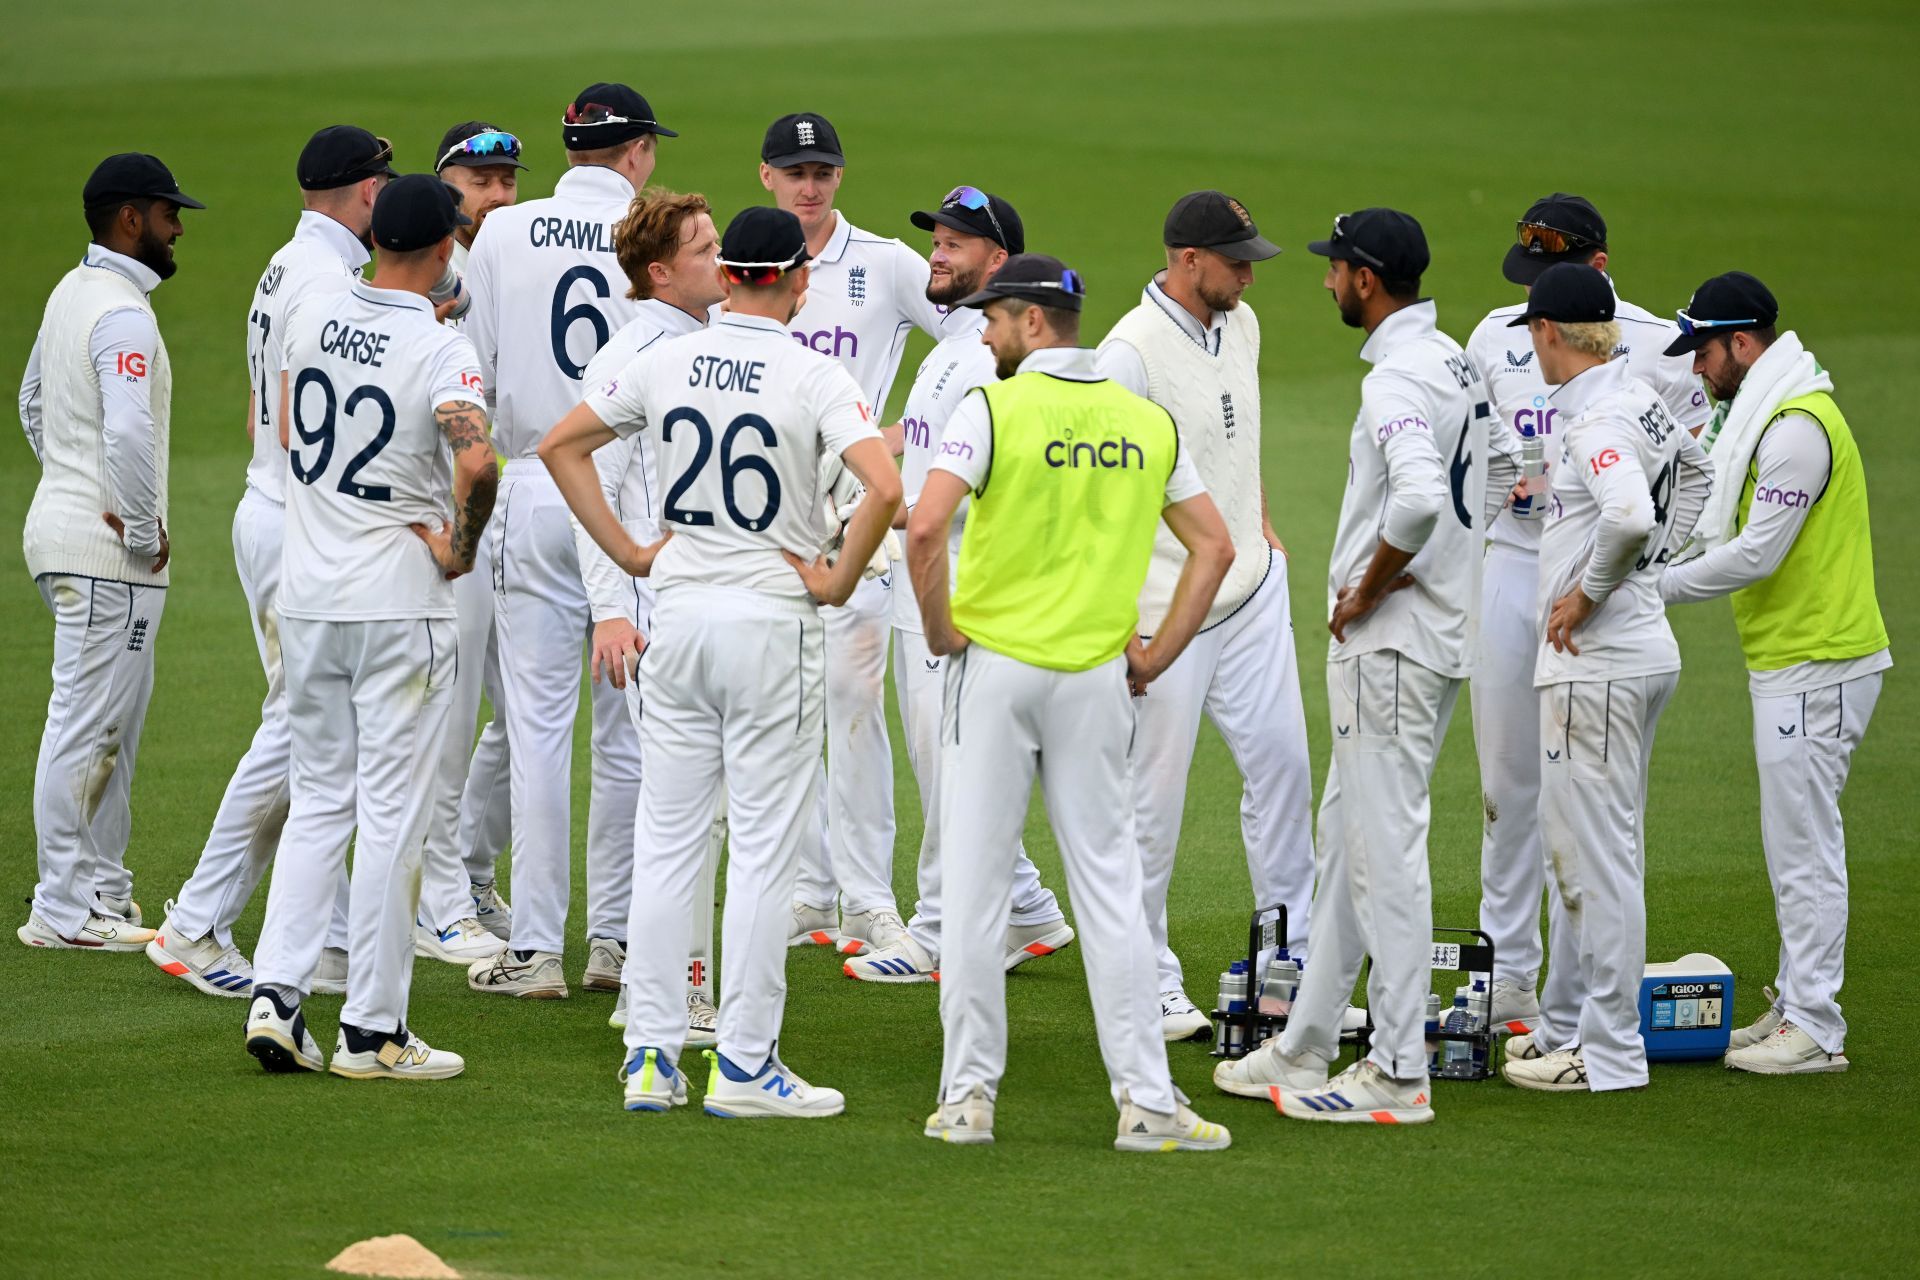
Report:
244,211,371,504
787,211,947,413
1468,284,1710,554
582,312,879,600
465,165,641,460
277,280,484,621
892,306,994,633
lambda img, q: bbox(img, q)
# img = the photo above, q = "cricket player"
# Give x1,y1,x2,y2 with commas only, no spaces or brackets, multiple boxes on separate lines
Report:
1465,194,1710,1032
244,175,498,1080
19,153,202,952
540,206,899,1117
911,253,1234,1151
1223,209,1516,1124
1497,264,1712,1093
756,113,949,957
1095,190,1316,1041
461,83,672,997
1658,272,1890,1076
146,126,394,995
572,188,726,1045
416,119,530,956
844,185,1074,985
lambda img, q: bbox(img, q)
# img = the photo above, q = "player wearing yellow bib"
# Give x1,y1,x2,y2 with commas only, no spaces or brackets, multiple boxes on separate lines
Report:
908,254,1235,1152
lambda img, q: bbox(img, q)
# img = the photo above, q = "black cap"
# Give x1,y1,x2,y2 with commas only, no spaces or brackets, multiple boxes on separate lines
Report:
718,207,810,271
1504,193,1607,286
1506,262,1616,327
1164,190,1280,261
1308,207,1429,281
953,253,1085,312
371,174,472,253
1663,272,1779,356
298,125,398,191
83,153,206,211
436,121,528,173
564,84,677,150
762,113,844,168
910,186,1024,254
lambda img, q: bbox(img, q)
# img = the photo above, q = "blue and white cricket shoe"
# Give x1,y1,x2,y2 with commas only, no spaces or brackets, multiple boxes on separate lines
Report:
1275,1059,1433,1125
469,880,513,942
702,1048,845,1118
147,903,254,997
843,932,937,984
414,915,507,965
621,1047,688,1112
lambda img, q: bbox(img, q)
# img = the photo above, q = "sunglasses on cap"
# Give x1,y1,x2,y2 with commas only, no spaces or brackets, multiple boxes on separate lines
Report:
941,185,1009,249
1017,267,1085,298
311,136,394,188
719,251,808,287
1516,221,1599,256
438,130,521,170
1329,214,1386,270
565,102,657,129
1674,309,1761,338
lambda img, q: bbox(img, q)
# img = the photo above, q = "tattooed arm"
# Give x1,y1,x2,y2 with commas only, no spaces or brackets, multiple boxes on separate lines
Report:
411,398,499,579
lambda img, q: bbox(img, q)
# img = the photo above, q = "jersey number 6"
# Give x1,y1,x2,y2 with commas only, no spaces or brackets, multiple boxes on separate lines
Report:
661,406,782,531
289,367,398,501
550,266,611,380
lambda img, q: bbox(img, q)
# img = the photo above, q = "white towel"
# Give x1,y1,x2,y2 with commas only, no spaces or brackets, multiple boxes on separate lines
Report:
1694,330,1832,551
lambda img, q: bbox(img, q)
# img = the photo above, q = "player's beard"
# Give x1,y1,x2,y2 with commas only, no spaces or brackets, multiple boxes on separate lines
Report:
132,221,177,281
992,335,1029,381
1333,281,1365,329
1197,279,1242,312
927,263,983,307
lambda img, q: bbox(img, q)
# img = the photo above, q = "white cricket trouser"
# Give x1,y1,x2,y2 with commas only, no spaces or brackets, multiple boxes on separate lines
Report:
170,493,348,949
892,628,1063,956
31,574,166,936
620,585,824,1069
1129,555,1315,991
1752,672,1881,1055
794,574,897,914
1471,543,1547,986
420,531,510,930
1534,672,1676,1090
1279,651,1459,1079
254,616,455,1031
938,645,1174,1114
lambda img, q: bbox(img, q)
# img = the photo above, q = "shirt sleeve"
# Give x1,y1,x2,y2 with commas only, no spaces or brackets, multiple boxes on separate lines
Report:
1480,394,1522,528
1363,369,1446,554
895,242,946,339
581,348,656,438
428,331,486,414
813,361,882,458
1164,433,1207,505
575,432,642,625
1093,339,1151,398
464,228,500,411
1662,411,1824,603
19,333,44,463
91,305,165,556
932,388,993,493
1564,414,1657,601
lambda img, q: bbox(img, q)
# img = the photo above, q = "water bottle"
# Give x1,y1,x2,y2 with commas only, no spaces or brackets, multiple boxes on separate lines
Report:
1466,978,1491,1074
1424,993,1443,1074
1441,995,1474,1078
1213,961,1250,1057
1512,431,1547,520
1258,951,1300,1017
429,263,472,321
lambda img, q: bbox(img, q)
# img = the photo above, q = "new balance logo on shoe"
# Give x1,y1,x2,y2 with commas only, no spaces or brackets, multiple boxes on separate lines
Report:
764,1075,797,1098
376,1041,431,1069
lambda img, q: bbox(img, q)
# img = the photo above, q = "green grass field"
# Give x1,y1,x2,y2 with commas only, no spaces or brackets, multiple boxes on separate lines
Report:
4,2,1918,1276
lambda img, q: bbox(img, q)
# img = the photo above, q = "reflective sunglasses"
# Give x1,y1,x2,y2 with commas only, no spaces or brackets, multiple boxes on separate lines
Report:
1330,214,1386,270
438,130,521,170
1008,267,1084,298
1675,309,1760,338
1516,221,1598,256
941,184,1009,249
564,102,658,130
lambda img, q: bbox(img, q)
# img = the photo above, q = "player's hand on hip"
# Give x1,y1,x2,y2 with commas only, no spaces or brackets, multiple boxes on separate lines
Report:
1328,574,1414,643
1125,636,1160,697
590,618,644,689
103,511,170,572
615,532,673,578
1545,587,1596,655
409,519,470,580
782,549,855,607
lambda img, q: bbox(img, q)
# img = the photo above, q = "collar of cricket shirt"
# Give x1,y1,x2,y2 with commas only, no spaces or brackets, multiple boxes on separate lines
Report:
83,242,161,295
1359,298,1437,365
1549,349,1630,416
1016,345,1100,381
1144,270,1226,355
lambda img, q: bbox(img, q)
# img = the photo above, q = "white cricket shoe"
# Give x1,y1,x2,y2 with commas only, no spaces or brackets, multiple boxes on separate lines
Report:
1503,1047,1591,1092
95,893,143,925
925,1085,995,1144
1161,991,1211,1042
468,949,568,998
1724,1021,1848,1075
245,991,324,1073
702,1049,844,1118
1491,980,1542,1034
18,908,156,951
609,987,628,1030
1506,1031,1545,1061
470,880,512,941
1114,1090,1232,1152
310,947,349,996
147,912,253,996
1005,920,1075,971
1277,1059,1434,1124
1728,985,1785,1050
1212,1040,1329,1099
583,937,626,991
844,931,937,983
621,1047,688,1112
329,1025,464,1081
837,906,907,957
685,990,719,1048
788,902,840,949
414,917,506,965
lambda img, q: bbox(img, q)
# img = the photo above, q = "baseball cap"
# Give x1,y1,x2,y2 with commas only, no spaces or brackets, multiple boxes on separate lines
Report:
371,174,472,253
298,125,398,191
83,153,206,211
436,121,528,173
953,253,1085,312
1504,193,1607,285
1664,271,1779,356
563,84,677,150
910,186,1024,254
1164,190,1280,261
1308,208,1429,281
762,113,844,168
718,207,811,281
1505,262,1616,327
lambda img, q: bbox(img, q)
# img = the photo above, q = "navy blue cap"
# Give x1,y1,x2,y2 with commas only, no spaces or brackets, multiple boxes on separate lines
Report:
1507,262,1615,326
564,84,677,150
1309,208,1429,280
84,153,205,211
953,253,1084,312
299,126,397,191
371,174,472,253
763,113,844,168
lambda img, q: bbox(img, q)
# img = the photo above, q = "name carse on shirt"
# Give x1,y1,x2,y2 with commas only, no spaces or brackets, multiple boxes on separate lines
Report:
320,320,391,367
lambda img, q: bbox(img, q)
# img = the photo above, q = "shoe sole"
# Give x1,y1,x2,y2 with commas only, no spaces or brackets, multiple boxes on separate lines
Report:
684,1028,717,1048
1276,1099,1434,1124
1500,1070,1589,1092
1113,1134,1233,1152
1004,929,1074,972
704,1099,845,1119
624,1096,686,1112
415,940,508,965
329,1061,464,1081
1210,1073,1326,1100
146,939,253,997
924,1126,994,1144
842,961,933,984
788,929,840,948
246,1029,322,1074
309,981,347,996
1163,1018,1212,1043
18,926,148,951
582,973,622,992
467,979,569,999
1723,1055,1848,1075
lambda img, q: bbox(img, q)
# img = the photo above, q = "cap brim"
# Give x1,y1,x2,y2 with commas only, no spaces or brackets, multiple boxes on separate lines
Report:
1663,331,1707,357
952,283,1081,312
1503,242,1593,286
165,191,207,210
764,149,844,169
454,209,474,227
911,209,996,241
440,154,529,172
649,124,679,138
1205,233,1283,262
1306,238,1344,260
